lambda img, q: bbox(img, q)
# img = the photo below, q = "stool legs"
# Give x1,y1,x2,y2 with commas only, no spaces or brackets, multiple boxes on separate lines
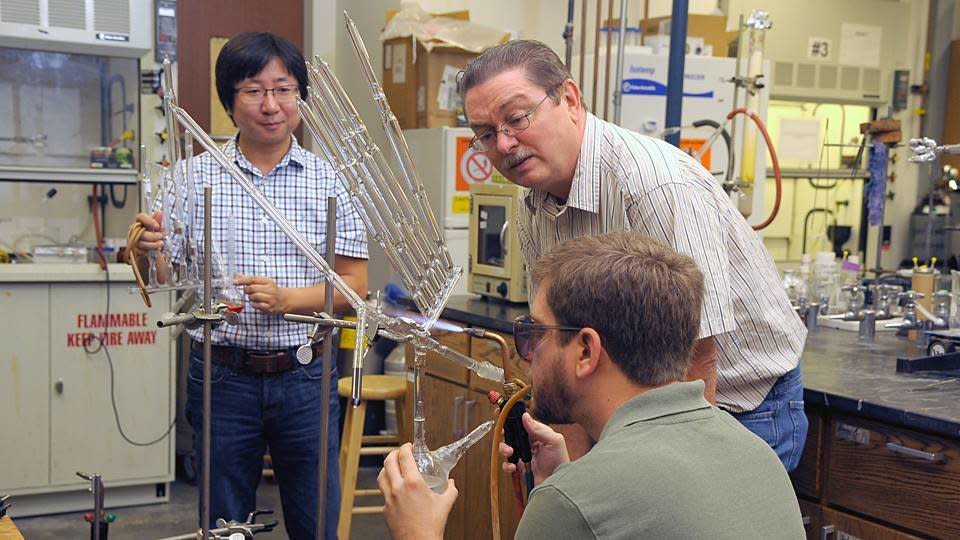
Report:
338,399,367,539
394,395,408,444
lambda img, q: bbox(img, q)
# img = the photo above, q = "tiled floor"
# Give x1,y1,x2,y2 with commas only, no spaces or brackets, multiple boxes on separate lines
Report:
13,468,390,539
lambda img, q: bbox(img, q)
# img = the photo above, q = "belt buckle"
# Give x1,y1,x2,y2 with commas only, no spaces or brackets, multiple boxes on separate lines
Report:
246,351,277,372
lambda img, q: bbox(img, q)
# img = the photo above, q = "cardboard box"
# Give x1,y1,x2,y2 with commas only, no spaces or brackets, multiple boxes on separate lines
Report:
382,38,478,129
640,14,736,57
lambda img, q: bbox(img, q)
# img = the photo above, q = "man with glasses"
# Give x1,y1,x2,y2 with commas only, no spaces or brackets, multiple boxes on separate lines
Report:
457,40,808,472
377,232,804,539
129,32,368,539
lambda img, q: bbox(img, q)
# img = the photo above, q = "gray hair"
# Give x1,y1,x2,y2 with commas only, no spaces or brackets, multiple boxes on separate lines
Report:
531,232,705,386
458,40,572,106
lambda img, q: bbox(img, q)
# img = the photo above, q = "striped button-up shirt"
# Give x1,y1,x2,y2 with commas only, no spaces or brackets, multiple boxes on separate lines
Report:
177,136,368,350
516,114,806,412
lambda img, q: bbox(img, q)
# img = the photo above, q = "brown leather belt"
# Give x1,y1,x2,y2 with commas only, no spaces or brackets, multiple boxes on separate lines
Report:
190,340,324,375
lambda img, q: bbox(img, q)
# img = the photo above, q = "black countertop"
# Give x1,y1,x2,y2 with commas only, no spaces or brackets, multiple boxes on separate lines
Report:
425,295,960,440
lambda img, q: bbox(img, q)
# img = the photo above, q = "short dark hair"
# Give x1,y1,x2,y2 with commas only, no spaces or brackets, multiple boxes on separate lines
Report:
457,40,572,108
214,32,308,117
531,232,705,386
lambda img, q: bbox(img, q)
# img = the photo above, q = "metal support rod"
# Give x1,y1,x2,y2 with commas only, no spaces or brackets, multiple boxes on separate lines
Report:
925,160,937,261
563,0,575,70
591,0,602,113
603,0,613,120
75,472,104,540
612,0,629,125
578,0,587,87
315,196,336,540
665,0,689,148
729,15,745,174
201,187,212,539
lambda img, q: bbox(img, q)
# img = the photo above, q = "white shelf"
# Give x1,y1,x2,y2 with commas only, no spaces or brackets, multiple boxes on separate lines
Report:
0,165,138,184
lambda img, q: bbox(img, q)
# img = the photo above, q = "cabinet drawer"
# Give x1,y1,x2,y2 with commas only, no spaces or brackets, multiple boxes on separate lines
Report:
825,415,960,538
819,507,921,540
791,407,824,499
406,322,469,385
469,332,529,393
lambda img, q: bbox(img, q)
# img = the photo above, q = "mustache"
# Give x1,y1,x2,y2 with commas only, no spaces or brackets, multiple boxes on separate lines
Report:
501,148,532,169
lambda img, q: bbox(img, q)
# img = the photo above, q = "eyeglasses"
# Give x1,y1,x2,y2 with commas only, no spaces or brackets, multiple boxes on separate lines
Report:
513,315,582,360
469,93,553,152
233,85,300,104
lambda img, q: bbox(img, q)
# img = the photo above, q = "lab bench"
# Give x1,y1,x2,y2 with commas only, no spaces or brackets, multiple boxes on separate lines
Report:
0,264,176,517
410,295,960,540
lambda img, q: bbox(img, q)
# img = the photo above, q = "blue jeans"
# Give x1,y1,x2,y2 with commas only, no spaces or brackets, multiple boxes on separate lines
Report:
729,366,808,472
186,346,341,539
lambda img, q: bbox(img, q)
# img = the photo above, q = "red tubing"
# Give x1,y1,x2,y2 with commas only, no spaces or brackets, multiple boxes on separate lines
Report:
726,108,782,231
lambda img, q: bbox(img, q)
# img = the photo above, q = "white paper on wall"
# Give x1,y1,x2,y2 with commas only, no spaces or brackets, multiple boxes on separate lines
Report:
392,42,407,84
778,118,822,162
838,23,882,68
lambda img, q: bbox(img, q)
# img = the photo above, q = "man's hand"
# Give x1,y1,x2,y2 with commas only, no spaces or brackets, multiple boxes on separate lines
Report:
378,443,458,540
233,274,291,314
134,211,165,252
499,412,570,486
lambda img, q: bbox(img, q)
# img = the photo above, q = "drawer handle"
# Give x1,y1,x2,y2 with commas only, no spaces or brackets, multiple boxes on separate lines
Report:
453,396,465,437
820,524,834,540
885,442,944,462
465,400,476,431
801,516,810,527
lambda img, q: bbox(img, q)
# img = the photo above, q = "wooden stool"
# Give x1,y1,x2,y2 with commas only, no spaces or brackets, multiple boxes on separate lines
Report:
338,374,408,539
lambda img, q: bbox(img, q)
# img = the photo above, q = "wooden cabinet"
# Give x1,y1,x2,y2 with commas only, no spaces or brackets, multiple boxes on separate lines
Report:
825,415,960,538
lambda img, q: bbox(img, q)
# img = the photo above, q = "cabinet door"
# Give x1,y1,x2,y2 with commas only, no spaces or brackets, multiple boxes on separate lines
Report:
819,507,922,540
0,283,50,489
49,283,173,485
462,389,521,540
403,374,469,539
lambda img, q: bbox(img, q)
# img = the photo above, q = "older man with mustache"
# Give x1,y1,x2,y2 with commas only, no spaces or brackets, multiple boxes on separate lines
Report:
456,40,808,472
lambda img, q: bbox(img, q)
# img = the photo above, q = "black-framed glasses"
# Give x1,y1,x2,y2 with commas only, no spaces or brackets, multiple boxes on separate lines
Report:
233,85,300,104
513,315,582,360
469,93,552,152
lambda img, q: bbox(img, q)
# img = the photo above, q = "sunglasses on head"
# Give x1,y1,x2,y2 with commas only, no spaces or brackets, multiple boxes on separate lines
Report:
512,315,583,360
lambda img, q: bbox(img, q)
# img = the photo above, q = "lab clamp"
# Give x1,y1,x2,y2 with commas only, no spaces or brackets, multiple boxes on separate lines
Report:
154,10,521,538
76,472,116,540
158,511,278,540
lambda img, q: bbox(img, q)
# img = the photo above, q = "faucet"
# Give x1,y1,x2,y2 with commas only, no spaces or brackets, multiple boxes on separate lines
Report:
798,301,820,331
885,291,923,330
932,290,952,327
870,284,901,319
841,285,866,321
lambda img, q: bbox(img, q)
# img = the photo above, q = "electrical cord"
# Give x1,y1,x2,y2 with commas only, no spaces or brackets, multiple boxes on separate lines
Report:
84,188,174,447
691,119,735,187
109,183,128,209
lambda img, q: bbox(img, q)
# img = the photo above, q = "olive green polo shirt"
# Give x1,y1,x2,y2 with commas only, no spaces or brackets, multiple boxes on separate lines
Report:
515,381,804,539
